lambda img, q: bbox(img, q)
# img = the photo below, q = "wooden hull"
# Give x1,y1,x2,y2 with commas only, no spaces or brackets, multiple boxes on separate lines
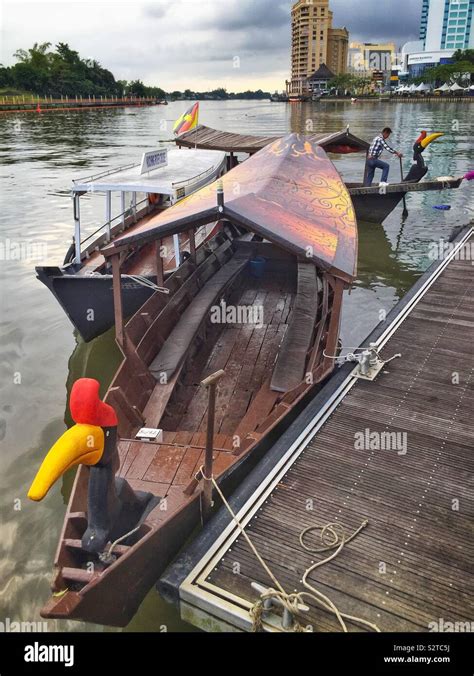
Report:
39,230,346,626
288,95,312,103
351,192,405,223
36,270,154,343
348,178,463,223
36,223,220,343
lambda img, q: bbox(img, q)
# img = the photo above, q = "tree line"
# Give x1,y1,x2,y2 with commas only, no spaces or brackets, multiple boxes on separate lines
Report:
0,42,270,100
0,42,165,97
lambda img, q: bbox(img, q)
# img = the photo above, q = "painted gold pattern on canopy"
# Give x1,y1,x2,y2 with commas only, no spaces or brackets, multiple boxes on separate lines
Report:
108,134,357,281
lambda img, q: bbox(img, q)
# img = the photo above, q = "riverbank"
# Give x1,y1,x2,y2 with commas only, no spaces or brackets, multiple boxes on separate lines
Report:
315,95,474,103
0,96,163,114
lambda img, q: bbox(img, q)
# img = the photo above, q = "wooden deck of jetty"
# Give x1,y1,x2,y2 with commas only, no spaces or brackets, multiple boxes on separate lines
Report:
159,226,474,633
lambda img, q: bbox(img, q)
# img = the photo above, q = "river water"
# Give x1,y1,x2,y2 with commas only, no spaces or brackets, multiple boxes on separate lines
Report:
0,100,472,632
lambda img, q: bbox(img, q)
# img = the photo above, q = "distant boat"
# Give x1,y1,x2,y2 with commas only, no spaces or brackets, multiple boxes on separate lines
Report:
288,93,312,103
176,125,465,226
270,92,289,102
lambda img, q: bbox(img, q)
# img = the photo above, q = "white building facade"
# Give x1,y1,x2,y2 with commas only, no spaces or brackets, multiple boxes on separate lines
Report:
400,0,473,79
421,0,473,51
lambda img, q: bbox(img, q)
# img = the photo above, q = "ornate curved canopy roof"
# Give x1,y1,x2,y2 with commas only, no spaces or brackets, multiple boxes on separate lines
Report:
103,134,358,283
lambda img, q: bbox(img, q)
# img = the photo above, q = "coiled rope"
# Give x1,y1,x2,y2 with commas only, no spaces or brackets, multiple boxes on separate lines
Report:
198,466,381,633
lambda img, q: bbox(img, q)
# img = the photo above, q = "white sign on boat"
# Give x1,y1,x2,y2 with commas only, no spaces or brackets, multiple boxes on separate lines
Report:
140,148,168,175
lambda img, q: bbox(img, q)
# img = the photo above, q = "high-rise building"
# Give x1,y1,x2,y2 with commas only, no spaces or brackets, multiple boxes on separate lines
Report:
420,0,473,51
287,0,349,97
400,0,473,80
328,28,350,75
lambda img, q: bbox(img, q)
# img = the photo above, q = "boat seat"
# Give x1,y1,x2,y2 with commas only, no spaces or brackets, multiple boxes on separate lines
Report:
149,253,250,381
270,263,319,393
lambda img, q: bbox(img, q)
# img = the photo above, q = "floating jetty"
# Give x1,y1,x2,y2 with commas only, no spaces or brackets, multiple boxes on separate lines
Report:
0,96,163,114
159,225,474,632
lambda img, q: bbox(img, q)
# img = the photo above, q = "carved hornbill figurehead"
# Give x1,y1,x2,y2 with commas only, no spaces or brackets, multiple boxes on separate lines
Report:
28,378,155,555
405,132,445,182
413,131,445,159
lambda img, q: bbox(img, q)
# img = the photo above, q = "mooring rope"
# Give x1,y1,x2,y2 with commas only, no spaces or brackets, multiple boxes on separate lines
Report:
123,274,169,294
197,466,381,633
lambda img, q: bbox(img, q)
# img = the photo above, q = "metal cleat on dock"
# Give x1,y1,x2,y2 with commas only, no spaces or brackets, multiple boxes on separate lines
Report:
324,344,401,381
251,582,310,632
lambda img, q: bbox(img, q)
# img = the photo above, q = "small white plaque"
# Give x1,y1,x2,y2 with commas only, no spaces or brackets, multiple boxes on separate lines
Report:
140,148,168,175
136,428,163,442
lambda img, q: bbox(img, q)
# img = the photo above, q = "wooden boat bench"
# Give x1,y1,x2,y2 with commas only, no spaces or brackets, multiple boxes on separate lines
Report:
270,262,320,393
149,252,251,382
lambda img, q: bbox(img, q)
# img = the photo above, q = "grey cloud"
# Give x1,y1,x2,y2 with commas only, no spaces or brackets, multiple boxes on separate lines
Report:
2,0,425,90
198,0,290,31
142,1,174,19
331,0,421,46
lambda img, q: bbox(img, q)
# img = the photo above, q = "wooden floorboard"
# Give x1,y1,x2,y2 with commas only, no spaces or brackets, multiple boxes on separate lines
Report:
204,236,474,632
175,275,294,437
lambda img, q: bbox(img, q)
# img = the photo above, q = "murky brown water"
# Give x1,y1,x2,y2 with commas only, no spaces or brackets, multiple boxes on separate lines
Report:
0,100,472,632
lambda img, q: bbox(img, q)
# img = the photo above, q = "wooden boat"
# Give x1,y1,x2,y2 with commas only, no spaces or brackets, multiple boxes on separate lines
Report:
288,93,312,103
346,177,463,223
28,134,357,626
35,128,367,344
36,147,227,342
270,92,289,102
176,125,465,224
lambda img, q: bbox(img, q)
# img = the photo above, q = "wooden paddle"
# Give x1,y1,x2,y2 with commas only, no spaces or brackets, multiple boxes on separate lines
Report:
399,156,409,219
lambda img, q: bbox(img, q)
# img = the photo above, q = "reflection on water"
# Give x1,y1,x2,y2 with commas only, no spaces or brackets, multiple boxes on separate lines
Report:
0,101,472,632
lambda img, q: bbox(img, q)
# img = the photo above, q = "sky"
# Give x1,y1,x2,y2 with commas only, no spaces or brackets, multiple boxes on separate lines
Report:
0,0,423,91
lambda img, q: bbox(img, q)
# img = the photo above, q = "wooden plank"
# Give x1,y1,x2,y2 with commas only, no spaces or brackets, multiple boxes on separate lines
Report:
143,367,182,429
118,442,141,478
111,254,124,348
173,447,202,485
149,254,249,380
143,445,187,485
126,442,159,480
271,263,318,393
233,380,280,448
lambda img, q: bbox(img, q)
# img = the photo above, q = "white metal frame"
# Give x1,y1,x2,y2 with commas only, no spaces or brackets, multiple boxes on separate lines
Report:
69,153,226,267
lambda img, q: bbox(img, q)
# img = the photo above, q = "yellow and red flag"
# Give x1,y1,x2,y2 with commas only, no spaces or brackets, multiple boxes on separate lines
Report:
173,102,199,136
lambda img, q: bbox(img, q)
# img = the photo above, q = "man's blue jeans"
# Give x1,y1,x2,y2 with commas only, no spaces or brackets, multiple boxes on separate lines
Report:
365,158,390,186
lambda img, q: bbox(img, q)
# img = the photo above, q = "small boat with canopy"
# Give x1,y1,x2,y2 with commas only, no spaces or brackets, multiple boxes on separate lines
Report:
36,147,227,342
28,134,357,626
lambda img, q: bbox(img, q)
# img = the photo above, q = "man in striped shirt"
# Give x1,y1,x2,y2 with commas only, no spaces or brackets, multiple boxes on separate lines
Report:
364,127,403,186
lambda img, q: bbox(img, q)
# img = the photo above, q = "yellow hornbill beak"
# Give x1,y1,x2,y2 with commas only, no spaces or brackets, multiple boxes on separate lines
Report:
421,133,444,149
28,424,104,501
